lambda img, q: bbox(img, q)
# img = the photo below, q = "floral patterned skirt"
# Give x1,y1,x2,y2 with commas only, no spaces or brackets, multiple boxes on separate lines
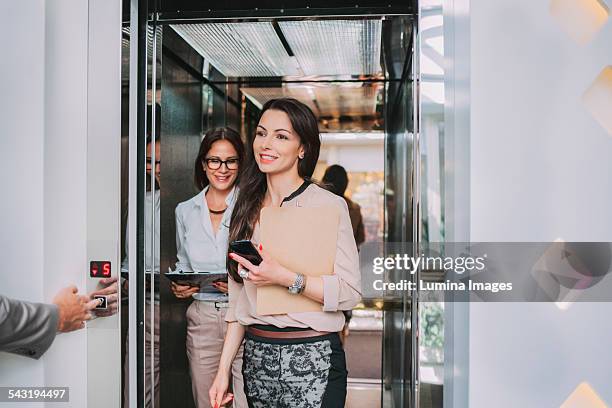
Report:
242,325,347,408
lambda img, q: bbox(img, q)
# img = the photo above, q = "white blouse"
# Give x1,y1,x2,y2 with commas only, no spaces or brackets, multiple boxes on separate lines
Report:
175,186,237,276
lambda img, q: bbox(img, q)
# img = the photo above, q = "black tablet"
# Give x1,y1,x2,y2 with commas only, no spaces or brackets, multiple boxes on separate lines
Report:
163,272,227,287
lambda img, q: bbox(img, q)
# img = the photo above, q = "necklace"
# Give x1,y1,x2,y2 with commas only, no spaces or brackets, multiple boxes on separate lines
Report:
209,207,227,215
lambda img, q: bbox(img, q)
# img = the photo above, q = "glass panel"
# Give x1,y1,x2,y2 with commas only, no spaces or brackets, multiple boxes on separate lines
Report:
122,15,163,407
418,0,446,407
144,21,162,408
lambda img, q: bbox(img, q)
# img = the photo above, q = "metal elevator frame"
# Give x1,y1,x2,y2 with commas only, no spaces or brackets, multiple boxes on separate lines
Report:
126,1,421,407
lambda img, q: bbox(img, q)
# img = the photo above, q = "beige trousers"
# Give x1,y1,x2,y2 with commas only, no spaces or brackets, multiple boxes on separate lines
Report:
186,301,246,408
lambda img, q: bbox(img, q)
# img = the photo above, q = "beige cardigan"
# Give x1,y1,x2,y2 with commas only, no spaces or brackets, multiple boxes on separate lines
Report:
226,182,362,332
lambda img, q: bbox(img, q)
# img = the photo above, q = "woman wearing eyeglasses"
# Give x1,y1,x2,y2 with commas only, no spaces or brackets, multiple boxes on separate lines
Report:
209,99,362,408
170,128,247,407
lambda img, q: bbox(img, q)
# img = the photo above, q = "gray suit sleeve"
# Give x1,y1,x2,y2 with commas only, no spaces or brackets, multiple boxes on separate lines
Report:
0,295,59,359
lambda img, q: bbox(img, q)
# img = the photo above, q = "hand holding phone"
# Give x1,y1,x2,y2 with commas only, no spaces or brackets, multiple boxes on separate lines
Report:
229,240,263,266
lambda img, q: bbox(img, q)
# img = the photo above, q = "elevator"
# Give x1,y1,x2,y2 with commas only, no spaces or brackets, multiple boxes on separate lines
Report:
122,1,447,407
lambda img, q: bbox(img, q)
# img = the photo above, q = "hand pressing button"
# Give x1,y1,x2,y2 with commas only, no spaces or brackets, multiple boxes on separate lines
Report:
93,295,107,310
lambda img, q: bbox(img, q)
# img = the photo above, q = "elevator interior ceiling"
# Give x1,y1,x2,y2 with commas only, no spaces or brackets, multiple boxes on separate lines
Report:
171,19,385,132
240,83,383,132
171,20,382,77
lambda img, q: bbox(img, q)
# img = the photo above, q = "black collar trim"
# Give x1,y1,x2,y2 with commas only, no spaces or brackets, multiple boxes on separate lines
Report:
281,179,312,205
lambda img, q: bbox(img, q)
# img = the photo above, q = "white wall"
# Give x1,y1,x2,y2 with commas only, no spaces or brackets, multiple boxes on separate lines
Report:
85,1,122,406
0,0,47,391
470,0,612,242
465,0,612,406
0,2,121,407
42,1,90,406
441,0,471,404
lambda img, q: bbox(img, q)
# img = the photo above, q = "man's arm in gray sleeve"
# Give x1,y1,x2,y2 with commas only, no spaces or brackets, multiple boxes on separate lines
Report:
0,295,59,359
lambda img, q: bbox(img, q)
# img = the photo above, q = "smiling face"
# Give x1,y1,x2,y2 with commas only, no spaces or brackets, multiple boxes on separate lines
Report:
253,109,304,176
203,139,239,193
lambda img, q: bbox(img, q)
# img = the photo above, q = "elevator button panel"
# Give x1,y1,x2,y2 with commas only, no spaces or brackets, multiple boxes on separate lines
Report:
90,261,111,278
93,295,108,309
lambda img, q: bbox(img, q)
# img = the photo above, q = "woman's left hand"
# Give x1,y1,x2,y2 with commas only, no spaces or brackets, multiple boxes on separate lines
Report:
229,245,295,287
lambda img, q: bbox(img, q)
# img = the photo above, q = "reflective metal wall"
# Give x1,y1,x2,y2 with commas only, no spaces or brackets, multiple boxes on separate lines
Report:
382,14,417,408
159,27,204,408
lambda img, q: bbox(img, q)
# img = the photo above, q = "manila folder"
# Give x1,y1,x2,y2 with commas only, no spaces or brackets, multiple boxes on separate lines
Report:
257,206,339,315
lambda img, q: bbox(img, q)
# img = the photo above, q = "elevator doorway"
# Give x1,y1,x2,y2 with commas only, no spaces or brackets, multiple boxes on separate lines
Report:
122,1,442,407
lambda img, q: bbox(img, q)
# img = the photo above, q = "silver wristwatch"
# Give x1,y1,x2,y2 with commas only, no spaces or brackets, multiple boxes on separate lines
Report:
288,273,306,295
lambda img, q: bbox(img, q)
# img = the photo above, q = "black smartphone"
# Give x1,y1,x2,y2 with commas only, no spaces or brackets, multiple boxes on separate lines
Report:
229,240,263,266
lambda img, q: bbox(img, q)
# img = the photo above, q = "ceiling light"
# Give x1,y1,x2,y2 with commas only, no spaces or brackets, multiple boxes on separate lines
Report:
171,23,299,77
279,20,382,76
241,84,383,118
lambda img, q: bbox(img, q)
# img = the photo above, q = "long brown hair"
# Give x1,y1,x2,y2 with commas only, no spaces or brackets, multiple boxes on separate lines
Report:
194,127,244,191
228,98,321,282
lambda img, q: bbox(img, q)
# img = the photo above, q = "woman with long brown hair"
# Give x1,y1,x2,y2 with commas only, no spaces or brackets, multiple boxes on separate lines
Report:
209,98,361,407
170,128,247,407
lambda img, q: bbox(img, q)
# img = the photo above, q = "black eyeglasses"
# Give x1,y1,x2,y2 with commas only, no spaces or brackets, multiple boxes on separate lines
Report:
205,158,239,170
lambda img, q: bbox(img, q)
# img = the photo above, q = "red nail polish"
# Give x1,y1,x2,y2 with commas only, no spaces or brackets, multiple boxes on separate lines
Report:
259,244,262,251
